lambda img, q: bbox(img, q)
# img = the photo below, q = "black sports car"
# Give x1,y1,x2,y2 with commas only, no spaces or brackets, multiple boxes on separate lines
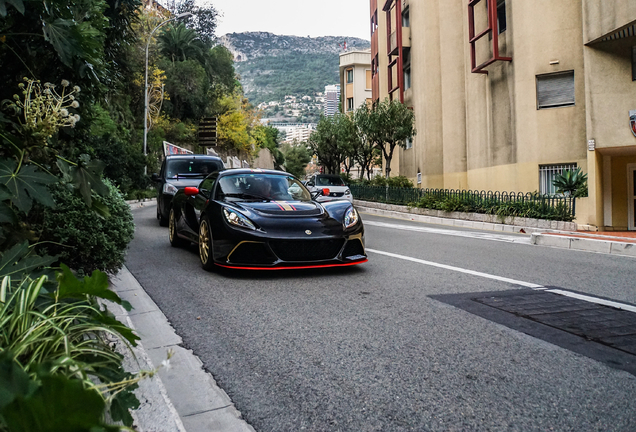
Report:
168,169,367,270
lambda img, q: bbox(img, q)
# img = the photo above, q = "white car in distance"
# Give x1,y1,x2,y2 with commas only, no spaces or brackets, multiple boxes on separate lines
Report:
305,174,353,203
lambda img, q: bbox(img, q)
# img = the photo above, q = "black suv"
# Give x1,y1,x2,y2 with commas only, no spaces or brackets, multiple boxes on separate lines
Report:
153,155,225,226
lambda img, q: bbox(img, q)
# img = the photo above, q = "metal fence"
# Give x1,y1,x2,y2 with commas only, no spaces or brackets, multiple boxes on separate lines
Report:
349,185,577,218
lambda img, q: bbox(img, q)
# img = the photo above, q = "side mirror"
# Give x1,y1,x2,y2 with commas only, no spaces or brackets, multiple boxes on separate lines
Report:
151,173,160,182
184,187,199,196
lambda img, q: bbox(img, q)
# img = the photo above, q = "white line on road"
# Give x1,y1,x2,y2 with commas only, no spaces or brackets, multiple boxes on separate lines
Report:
363,220,530,244
367,249,636,313
366,248,544,288
544,289,636,313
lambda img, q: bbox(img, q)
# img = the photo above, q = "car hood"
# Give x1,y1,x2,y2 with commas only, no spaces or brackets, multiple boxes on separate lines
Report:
221,199,358,238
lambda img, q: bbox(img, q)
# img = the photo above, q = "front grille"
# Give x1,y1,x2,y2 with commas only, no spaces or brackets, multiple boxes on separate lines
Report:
330,192,344,197
228,242,277,265
342,239,365,259
269,239,345,262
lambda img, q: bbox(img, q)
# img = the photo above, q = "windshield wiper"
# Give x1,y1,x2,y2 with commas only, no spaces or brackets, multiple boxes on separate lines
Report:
222,193,271,201
173,173,206,178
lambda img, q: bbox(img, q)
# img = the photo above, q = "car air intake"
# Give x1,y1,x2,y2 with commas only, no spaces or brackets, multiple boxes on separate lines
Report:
228,242,277,265
269,239,345,262
342,239,365,259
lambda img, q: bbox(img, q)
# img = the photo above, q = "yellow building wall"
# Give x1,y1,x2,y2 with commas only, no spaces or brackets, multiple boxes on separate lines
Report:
610,155,636,229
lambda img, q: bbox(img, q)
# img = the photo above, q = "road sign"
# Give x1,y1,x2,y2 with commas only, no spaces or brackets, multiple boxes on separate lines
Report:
199,117,218,147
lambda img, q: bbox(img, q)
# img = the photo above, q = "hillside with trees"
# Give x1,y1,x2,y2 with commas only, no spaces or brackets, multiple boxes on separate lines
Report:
219,32,370,122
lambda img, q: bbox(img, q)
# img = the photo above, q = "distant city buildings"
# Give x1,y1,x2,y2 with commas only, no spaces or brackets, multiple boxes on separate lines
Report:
323,84,341,117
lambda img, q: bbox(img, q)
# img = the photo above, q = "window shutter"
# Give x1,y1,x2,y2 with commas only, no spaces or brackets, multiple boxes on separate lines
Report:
536,71,575,109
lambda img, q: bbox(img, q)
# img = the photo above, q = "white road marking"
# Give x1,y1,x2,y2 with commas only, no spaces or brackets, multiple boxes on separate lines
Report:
367,248,636,313
366,248,544,288
364,220,530,244
544,289,636,313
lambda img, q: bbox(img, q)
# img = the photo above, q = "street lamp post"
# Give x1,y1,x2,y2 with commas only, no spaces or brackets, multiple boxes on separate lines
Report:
144,12,192,175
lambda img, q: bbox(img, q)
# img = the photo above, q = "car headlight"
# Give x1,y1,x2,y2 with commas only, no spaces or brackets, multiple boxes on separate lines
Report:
344,206,359,229
344,188,351,195
163,183,178,195
223,208,256,230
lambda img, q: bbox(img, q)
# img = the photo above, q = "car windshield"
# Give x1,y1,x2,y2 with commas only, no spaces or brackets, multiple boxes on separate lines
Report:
217,173,311,202
316,175,345,186
166,159,223,179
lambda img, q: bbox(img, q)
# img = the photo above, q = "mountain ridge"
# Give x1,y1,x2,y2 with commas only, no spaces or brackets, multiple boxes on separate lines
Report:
219,31,370,62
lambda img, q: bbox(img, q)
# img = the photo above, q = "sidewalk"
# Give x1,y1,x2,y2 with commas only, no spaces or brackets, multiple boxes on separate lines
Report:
354,201,636,258
108,267,255,432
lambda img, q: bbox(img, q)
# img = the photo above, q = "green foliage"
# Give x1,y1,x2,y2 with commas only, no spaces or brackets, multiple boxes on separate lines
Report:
35,178,134,275
0,269,143,430
254,125,285,170
160,59,210,120
238,54,340,106
552,168,588,197
282,144,311,178
308,115,356,175
159,23,206,63
409,192,573,221
366,175,414,188
0,159,57,214
356,99,416,177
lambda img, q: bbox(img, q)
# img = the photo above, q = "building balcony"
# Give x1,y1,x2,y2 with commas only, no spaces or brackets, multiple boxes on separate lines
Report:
389,27,410,55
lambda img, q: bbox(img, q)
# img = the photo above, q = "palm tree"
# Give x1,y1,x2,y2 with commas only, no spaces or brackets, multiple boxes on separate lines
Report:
158,23,206,63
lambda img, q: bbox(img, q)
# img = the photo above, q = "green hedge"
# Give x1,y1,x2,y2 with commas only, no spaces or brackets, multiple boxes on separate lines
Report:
36,178,135,274
412,193,574,221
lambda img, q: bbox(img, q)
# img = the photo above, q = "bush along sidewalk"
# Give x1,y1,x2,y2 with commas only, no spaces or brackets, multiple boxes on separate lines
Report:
350,185,576,222
0,78,152,430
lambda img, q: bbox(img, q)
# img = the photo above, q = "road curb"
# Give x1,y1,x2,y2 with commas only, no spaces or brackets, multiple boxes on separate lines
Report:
355,203,636,258
109,266,256,432
531,233,636,258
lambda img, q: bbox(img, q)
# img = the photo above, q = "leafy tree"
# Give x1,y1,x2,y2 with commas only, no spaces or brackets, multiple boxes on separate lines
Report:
160,59,209,119
216,91,260,153
353,104,382,180
254,125,285,170
165,0,219,45
0,0,141,103
337,114,360,176
282,144,311,178
308,115,344,175
357,99,416,177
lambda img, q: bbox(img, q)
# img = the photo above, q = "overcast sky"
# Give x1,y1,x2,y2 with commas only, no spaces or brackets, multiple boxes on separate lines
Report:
209,0,371,40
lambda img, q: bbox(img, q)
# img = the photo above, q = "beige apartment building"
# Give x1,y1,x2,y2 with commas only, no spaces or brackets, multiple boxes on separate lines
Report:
370,0,636,230
339,50,373,114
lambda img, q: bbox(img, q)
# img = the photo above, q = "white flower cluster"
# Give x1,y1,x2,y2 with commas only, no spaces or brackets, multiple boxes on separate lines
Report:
11,78,83,136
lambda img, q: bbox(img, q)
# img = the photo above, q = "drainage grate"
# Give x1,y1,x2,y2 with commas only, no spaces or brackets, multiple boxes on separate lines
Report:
431,289,636,376
473,291,636,356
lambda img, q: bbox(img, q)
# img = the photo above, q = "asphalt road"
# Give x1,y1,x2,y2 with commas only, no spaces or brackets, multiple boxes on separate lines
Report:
126,205,636,431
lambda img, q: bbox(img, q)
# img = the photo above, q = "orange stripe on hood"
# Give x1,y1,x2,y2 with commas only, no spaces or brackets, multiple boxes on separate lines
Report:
273,201,294,211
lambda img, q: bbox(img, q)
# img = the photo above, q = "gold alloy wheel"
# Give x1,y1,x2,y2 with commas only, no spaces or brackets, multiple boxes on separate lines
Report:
199,219,210,264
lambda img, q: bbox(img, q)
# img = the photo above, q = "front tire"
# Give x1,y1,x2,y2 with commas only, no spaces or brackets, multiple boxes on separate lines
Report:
158,202,168,226
169,208,187,247
199,216,215,271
